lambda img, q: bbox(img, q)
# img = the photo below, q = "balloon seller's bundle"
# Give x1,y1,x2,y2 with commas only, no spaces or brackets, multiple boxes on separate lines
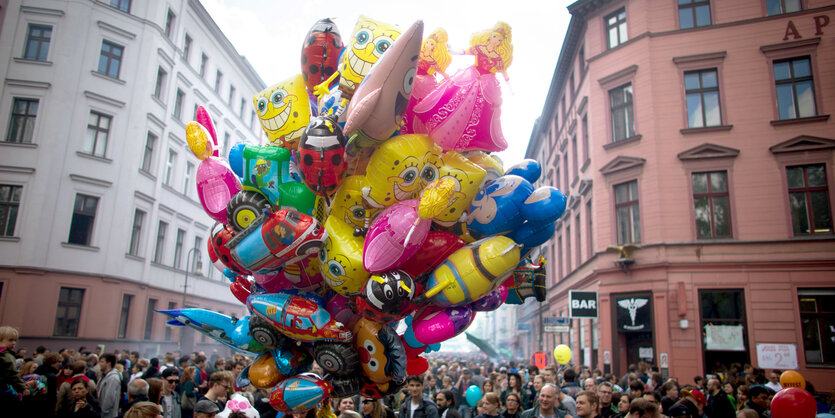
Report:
166,16,567,414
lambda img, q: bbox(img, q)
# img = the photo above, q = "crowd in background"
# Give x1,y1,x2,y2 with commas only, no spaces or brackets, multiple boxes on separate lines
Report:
2,326,835,418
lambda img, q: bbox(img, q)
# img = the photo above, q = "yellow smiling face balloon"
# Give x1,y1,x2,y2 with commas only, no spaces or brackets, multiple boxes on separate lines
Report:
430,152,487,227
329,175,378,231
319,216,370,295
363,134,441,209
339,16,402,98
253,74,311,149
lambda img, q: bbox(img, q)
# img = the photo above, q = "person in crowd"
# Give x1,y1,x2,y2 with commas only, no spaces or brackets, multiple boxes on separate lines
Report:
436,390,462,418
142,358,162,381
475,392,501,418
21,359,39,376
36,351,64,414
58,360,76,388
736,410,758,418
456,369,475,418
57,364,99,414
198,371,234,412
180,366,199,418
734,385,749,412
442,376,456,392
575,391,600,418
501,392,522,418
668,386,706,418
425,375,439,399
58,378,101,418
693,377,705,392
147,377,164,406
0,326,26,414
98,353,123,418
561,369,581,398
131,359,150,383
705,377,735,418
400,375,439,418
338,397,357,413
541,367,556,386
362,396,396,418
160,368,181,418
597,382,618,418
626,398,658,418
500,372,524,407
121,379,151,417
124,401,164,418
583,378,597,392
610,393,630,418
194,398,220,418
483,380,496,396
628,380,645,399
520,384,566,418
659,381,679,415
764,371,782,393
742,386,769,418
722,382,736,410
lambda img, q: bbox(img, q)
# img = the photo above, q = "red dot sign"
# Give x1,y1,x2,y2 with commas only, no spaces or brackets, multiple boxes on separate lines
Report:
531,351,549,369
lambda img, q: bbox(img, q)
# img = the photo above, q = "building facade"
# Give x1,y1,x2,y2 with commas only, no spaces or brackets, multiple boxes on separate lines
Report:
0,0,266,356
520,0,835,390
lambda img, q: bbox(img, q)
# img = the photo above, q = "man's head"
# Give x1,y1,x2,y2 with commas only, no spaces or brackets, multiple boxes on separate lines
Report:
527,365,539,377
538,384,558,412
627,398,658,418
768,370,780,384
129,351,139,364
707,378,721,394
575,391,599,418
533,375,545,392
195,399,220,418
36,345,47,356
749,385,770,409
583,378,597,391
44,352,62,370
128,378,150,401
563,368,576,383
462,368,472,380
100,353,116,373
542,367,556,384
680,386,706,413
179,355,191,368
629,380,645,397
436,390,455,410
209,371,234,397
598,382,614,406
407,375,424,399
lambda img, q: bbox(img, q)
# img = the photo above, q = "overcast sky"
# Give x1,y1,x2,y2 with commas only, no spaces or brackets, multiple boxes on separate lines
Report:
201,0,573,165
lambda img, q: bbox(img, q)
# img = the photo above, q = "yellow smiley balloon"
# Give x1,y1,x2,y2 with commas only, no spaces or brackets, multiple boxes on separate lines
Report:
329,175,378,231
363,134,441,209
339,16,402,99
431,152,487,227
253,74,311,149
319,216,370,295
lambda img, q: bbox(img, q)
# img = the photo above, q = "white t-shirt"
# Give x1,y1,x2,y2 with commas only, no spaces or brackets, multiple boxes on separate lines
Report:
411,401,420,418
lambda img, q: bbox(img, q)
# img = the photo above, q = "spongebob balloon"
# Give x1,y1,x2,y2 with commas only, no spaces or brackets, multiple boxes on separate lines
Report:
329,175,378,233
362,134,442,209
319,216,370,295
339,16,402,100
254,74,311,149
424,152,487,227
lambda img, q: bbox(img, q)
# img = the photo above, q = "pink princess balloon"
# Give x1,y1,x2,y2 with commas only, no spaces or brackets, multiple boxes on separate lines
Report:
401,29,452,134
363,199,431,273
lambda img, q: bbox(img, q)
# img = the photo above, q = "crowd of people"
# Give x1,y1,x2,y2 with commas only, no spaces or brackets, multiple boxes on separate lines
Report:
2,326,834,418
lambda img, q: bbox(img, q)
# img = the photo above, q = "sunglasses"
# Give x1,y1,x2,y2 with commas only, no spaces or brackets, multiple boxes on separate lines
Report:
362,400,376,404
167,379,178,384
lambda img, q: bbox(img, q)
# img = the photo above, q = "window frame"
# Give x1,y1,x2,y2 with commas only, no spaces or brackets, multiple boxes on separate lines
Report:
109,0,131,13
173,228,185,269
144,298,157,340
673,51,730,133
691,170,733,239
0,184,23,237
760,39,825,125
153,220,168,264
164,149,177,186
153,66,168,100
184,161,194,195
684,68,723,128
765,0,802,16
5,97,39,144
128,208,145,256
164,9,176,39
605,7,628,49
23,23,52,61
200,53,208,78
53,287,85,337
117,293,133,339
183,34,192,62
614,179,641,245
141,131,157,172
678,0,712,29
173,89,185,121
215,70,223,93
773,56,818,120
97,40,124,80
68,193,99,246
83,111,112,158
786,163,832,236
797,288,835,366
609,83,635,143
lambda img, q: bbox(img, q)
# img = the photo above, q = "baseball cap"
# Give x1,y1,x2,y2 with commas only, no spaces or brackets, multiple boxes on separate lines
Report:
195,399,220,414
680,387,706,406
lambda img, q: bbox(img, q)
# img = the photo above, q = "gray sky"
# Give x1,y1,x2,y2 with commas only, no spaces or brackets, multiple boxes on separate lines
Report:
202,0,572,164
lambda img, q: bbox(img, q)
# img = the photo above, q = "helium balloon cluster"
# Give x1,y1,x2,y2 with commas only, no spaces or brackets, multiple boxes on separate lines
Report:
159,16,567,415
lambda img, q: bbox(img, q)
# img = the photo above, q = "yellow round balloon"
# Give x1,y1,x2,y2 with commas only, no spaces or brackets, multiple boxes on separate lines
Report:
779,370,806,389
185,121,212,160
554,344,572,365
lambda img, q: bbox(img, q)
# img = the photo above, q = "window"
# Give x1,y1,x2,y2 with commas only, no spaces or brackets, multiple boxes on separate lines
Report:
693,171,731,238
118,294,133,339
183,34,192,61
575,213,581,265
174,89,185,120
153,221,168,264
184,162,194,195
200,53,208,78
581,116,589,164
250,110,256,129
610,83,635,142
571,135,579,181
141,132,156,172
586,200,593,257
685,69,721,128
128,208,145,256
578,45,586,74
774,57,817,120
24,24,52,61
798,289,835,364
84,111,111,157
173,229,185,269
569,73,575,101
679,0,711,29
144,298,157,340
787,164,832,235
615,180,641,244
0,185,22,237
699,289,749,373
164,301,176,340
192,236,203,273
566,225,572,272
54,287,85,337
223,132,231,157
240,98,246,117
5,98,39,143
68,194,99,246
215,70,223,93
164,149,177,186
557,234,564,279
767,0,801,15
109,0,130,13
228,85,236,106
153,67,168,100
563,154,569,192
164,9,176,39
606,8,628,49
97,40,124,79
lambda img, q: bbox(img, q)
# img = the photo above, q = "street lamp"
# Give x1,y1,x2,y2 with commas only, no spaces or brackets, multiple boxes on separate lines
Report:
179,247,202,353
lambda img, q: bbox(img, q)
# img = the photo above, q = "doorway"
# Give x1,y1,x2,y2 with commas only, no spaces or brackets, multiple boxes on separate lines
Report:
611,292,655,375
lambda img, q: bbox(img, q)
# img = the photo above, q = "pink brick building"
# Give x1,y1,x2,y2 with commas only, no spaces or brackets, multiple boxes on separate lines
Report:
519,0,835,390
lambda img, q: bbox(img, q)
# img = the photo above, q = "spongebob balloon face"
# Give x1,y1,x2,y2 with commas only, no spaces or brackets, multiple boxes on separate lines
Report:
330,175,378,231
319,216,370,295
428,152,487,227
363,134,441,209
339,16,402,98
254,74,311,149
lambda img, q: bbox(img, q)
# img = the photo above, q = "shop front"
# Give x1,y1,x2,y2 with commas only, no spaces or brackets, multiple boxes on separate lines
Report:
611,292,655,375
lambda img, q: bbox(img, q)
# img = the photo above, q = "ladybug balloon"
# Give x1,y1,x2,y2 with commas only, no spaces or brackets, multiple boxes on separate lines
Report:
355,269,416,324
298,115,348,196
301,18,343,93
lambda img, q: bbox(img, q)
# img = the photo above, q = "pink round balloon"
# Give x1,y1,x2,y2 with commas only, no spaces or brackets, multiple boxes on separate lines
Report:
363,199,431,273
196,158,241,223
412,305,475,346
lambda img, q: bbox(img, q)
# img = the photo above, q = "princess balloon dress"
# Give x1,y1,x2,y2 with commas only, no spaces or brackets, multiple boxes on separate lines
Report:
411,49,507,153
400,59,440,134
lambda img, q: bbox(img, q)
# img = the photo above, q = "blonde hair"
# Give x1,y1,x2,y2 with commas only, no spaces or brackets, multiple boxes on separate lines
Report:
0,325,19,342
423,28,452,75
470,22,513,71
124,401,163,418
21,361,38,376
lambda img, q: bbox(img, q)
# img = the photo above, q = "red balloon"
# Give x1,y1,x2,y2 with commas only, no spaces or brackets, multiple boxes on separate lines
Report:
399,231,466,277
406,356,429,376
770,387,816,418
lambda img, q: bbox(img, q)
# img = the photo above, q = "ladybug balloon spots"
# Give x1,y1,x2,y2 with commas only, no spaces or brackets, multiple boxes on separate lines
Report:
300,18,343,92
298,115,348,196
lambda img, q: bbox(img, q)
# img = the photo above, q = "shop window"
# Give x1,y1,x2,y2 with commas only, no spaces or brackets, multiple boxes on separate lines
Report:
798,289,835,365
699,289,749,374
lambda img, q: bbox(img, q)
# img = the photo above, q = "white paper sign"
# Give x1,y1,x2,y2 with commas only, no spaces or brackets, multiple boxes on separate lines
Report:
757,343,798,370
639,347,653,359
584,347,591,368
705,324,746,351
659,352,669,368
603,350,611,365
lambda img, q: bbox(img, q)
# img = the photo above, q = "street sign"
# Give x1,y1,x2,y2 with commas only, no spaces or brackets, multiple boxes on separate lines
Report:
531,351,549,369
518,323,531,331
543,317,570,333
569,291,598,318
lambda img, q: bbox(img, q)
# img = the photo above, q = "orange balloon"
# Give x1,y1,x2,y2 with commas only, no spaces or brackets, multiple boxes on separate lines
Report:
779,370,806,389
249,352,283,389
